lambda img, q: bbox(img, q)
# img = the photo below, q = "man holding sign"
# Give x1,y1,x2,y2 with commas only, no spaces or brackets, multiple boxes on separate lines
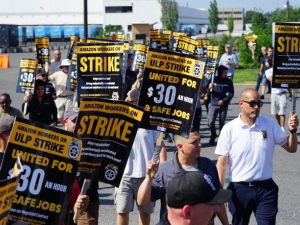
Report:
215,88,298,225
116,89,166,225
137,127,229,225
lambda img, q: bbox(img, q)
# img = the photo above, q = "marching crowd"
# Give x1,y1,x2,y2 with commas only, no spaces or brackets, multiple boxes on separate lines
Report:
0,45,299,225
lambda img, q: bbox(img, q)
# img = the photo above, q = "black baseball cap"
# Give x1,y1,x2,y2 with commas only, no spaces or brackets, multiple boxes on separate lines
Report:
37,67,47,75
167,172,232,208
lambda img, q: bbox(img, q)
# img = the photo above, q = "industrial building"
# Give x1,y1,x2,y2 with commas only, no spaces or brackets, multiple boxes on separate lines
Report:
218,8,244,31
0,0,211,47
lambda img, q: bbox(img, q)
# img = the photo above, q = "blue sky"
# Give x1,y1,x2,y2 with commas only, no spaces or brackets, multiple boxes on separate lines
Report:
176,0,300,13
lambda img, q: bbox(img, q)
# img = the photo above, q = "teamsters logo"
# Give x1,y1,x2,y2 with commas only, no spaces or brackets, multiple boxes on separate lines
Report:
68,139,81,159
105,164,119,181
112,92,119,100
193,61,203,77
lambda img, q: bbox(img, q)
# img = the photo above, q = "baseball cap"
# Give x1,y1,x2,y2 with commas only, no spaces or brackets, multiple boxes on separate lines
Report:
127,89,140,101
0,116,15,133
37,67,47,76
225,44,231,48
167,172,232,208
64,105,79,121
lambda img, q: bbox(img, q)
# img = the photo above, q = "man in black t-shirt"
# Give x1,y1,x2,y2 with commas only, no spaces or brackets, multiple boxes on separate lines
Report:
253,46,267,92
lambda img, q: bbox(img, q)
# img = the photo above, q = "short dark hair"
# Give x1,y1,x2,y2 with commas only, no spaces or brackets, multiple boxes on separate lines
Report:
0,93,11,100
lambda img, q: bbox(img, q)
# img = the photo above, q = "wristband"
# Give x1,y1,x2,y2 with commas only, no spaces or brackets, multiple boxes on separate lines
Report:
289,129,297,133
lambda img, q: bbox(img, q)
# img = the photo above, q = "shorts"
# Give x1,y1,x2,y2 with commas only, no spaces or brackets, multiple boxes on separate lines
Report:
262,73,268,86
114,177,154,214
55,95,74,119
271,93,287,115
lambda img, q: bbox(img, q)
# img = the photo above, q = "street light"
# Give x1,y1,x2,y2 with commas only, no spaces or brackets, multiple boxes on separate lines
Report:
284,0,290,19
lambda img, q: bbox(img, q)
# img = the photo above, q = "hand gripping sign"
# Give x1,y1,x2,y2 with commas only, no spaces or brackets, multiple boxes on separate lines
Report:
273,22,300,113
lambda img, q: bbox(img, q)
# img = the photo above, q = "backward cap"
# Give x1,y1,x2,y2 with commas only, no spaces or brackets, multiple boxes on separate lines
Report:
167,171,232,208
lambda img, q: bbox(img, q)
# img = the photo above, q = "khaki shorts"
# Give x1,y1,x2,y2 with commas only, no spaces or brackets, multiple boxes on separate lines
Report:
115,177,154,214
271,93,287,115
55,95,74,119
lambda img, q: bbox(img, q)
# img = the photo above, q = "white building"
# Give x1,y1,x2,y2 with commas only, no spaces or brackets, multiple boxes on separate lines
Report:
0,0,210,40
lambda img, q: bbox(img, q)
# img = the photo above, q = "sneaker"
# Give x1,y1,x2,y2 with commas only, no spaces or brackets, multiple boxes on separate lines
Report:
267,91,271,94
260,95,265,99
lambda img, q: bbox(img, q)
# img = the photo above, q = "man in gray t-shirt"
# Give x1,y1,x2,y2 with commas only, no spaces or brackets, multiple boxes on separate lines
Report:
219,44,238,81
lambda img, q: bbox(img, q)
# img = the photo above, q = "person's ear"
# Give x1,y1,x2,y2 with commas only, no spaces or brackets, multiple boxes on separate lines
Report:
182,205,192,219
62,119,67,125
176,143,183,150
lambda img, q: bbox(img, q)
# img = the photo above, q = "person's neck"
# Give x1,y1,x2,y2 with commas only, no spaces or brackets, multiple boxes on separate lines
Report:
37,96,43,101
2,107,10,114
240,113,256,126
177,153,198,167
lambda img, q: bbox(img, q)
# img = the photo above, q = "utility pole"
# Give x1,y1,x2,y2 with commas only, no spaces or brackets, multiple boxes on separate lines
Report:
286,0,290,19
84,0,88,42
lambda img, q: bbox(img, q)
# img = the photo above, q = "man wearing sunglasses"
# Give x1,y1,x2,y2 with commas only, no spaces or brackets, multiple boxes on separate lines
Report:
215,88,298,225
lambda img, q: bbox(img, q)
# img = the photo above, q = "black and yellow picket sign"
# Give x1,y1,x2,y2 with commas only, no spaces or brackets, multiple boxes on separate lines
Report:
0,157,22,225
76,42,125,103
204,46,220,80
138,48,205,137
0,117,81,225
150,29,161,49
131,44,148,71
273,22,300,88
15,58,36,95
160,34,170,50
245,34,257,52
35,37,50,65
66,53,78,92
176,36,198,55
75,98,144,187
171,32,187,51
67,35,79,60
195,39,210,58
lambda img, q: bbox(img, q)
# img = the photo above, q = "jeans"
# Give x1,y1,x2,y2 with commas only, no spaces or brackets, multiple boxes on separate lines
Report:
255,73,262,91
208,105,228,138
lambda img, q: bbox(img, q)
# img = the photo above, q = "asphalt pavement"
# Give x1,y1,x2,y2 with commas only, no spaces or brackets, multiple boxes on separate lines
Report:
1,50,299,224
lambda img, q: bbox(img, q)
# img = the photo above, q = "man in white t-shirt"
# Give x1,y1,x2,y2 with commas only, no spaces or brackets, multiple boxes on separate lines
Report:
265,59,292,131
215,88,298,225
219,44,238,81
49,49,62,74
115,89,166,225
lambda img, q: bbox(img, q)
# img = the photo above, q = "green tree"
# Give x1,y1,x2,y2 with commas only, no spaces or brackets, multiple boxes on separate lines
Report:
244,10,255,23
208,0,219,36
250,12,267,34
158,0,178,31
227,14,234,33
113,26,118,34
97,28,105,39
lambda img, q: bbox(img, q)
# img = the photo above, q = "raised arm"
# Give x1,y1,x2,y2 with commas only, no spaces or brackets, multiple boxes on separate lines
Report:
137,160,159,206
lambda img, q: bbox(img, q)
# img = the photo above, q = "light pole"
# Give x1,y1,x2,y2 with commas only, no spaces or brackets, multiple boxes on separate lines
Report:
286,0,289,19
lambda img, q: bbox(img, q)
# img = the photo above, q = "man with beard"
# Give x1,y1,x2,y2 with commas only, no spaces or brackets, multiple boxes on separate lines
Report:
215,88,299,225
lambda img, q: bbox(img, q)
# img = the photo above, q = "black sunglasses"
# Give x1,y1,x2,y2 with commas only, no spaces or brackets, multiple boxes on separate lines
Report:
242,100,264,108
